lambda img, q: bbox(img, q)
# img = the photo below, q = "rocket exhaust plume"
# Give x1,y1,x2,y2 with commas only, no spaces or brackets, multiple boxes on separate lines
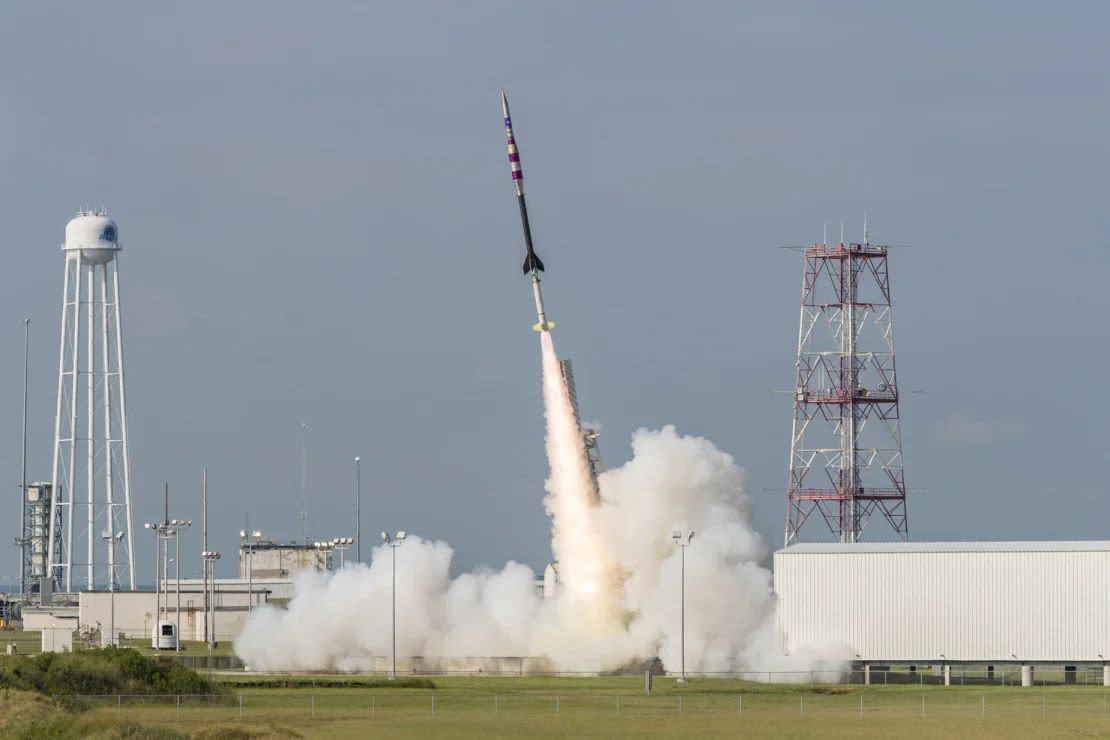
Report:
539,332,621,630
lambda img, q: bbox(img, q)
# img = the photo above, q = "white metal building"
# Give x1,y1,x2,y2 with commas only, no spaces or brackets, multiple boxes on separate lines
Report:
76,578,293,644
775,541,1110,664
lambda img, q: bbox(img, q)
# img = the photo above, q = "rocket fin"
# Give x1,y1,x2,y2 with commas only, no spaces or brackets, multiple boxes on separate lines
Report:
523,253,545,274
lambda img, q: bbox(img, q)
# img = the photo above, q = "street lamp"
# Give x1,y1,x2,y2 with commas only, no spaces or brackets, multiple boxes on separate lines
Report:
202,551,221,651
171,519,192,652
382,530,407,680
144,515,190,651
332,537,353,568
672,529,694,684
101,531,124,647
239,530,262,613
354,457,362,563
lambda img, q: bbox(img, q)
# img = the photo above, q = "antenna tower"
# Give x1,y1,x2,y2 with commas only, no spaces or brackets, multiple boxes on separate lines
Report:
785,227,908,545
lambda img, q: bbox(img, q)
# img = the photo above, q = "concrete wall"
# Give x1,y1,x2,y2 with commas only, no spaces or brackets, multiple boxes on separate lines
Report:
240,546,327,579
775,541,1110,663
22,607,78,632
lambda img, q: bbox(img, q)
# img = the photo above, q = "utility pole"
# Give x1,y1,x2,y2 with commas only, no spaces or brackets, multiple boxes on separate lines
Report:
300,423,308,544
354,457,362,563
202,468,208,644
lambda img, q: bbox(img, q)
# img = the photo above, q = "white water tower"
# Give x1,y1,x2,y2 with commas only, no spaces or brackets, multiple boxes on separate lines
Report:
47,209,136,592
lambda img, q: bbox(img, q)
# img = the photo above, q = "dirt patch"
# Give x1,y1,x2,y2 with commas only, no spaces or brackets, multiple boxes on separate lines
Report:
192,724,303,740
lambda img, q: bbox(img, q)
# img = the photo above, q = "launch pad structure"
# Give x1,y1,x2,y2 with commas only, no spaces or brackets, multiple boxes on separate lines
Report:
784,228,908,546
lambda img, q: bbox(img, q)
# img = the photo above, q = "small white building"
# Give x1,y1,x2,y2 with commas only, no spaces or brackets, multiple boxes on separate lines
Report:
775,541,1110,665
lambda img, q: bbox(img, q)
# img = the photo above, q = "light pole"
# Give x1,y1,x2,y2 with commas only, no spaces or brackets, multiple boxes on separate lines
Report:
381,530,407,680
143,522,160,642
354,457,361,563
101,531,124,647
144,507,189,649
239,530,262,613
171,519,191,652
202,551,221,651
332,537,353,568
672,530,694,683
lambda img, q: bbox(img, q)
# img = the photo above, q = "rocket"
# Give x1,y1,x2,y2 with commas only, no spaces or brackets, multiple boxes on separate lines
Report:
502,89,555,333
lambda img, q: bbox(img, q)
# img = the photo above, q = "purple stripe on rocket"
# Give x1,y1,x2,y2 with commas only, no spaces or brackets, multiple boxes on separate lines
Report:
511,171,523,180
508,152,520,162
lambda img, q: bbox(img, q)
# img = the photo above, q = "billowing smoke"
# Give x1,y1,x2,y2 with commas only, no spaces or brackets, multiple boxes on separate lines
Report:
234,335,847,676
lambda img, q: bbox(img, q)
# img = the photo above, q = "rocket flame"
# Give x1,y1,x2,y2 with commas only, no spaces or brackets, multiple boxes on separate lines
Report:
539,332,622,632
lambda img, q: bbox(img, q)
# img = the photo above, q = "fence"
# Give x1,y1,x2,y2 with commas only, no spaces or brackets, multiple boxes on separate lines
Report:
67,690,1110,722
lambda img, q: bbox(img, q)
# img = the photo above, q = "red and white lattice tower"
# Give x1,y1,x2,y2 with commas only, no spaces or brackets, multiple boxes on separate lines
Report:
785,227,908,545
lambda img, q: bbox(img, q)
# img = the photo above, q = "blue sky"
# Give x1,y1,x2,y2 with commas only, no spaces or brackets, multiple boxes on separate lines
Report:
1,2,1107,582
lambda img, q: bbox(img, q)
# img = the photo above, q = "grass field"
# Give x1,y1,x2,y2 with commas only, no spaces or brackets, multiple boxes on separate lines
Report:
0,630,41,656
66,676,1110,739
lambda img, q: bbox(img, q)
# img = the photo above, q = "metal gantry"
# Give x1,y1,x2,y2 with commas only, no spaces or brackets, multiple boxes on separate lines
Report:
785,229,909,545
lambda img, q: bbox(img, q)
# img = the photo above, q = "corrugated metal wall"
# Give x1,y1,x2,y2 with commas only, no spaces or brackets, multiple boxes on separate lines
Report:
774,548,1110,662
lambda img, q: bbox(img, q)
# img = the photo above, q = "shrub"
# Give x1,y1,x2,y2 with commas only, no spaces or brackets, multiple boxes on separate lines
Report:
0,648,225,698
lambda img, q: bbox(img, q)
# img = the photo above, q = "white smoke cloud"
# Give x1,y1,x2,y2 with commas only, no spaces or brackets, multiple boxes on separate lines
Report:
235,336,847,676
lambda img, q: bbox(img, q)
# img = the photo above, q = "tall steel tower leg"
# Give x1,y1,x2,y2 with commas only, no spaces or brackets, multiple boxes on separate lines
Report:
112,261,136,589
48,259,71,592
64,253,82,592
86,262,95,587
100,266,116,589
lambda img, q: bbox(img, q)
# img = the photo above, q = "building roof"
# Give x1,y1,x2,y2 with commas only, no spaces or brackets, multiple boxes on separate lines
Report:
777,540,1110,555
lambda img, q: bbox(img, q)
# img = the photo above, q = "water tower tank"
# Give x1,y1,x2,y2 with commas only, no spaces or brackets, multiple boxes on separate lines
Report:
63,210,120,264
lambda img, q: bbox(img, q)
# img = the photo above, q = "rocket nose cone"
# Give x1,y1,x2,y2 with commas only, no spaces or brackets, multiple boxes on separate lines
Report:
501,89,510,119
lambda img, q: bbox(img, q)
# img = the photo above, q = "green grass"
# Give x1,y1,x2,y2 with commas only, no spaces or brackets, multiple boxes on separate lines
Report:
66,678,1110,739
130,640,237,658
